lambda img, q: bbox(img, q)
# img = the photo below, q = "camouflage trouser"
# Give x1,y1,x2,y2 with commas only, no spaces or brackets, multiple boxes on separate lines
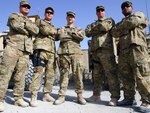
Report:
29,50,55,96
58,54,84,96
119,45,150,103
92,48,120,99
0,44,29,101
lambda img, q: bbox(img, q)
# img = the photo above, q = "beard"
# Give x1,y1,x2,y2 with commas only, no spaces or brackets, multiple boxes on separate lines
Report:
122,10,132,17
123,12,132,16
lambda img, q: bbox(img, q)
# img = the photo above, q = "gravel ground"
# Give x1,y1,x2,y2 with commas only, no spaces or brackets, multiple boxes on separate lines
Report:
1,85,142,113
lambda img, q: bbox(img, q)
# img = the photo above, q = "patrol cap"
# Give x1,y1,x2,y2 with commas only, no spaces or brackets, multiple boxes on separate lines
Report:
121,1,132,9
96,5,105,11
45,7,54,14
20,0,31,8
66,11,76,17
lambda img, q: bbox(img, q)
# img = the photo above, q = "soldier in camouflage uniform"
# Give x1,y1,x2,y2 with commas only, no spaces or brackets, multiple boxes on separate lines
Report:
0,0,39,111
29,7,57,107
53,11,86,105
111,1,150,112
85,5,120,106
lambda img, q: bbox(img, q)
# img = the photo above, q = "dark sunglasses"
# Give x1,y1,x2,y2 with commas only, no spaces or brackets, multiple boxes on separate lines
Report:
21,5,31,9
45,11,54,15
96,9,105,12
122,5,131,9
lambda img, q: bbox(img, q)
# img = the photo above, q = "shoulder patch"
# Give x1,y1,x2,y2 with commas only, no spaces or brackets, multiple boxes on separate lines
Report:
107,17,113,21
9,12,19,19
133,11,146,21
36,18,41,23
133,11,145,18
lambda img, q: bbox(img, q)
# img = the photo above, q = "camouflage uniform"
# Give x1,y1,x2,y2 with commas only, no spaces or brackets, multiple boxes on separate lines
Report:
85,16,120,101
0,12,39,102
54,11,86,105
57,26,84,96
29,18,57,97
111,11,150,104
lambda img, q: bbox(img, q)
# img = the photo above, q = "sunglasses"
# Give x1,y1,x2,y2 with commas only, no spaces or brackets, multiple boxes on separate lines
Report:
45,11,54,15
96,9,105,12
122,5,131,9
21,5,31,9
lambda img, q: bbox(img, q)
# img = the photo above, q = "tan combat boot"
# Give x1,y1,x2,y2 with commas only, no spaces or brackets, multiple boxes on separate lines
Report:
0,102,5,112
108,98,118,106
14,99,29,107
77,94,86,105
86,95,100,102
30,95,38,107
42,93,55,102
53,96,65,105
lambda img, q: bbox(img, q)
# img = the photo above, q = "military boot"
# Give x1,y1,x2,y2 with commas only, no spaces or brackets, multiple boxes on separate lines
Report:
53,96,65,105
86,95,100,102
30,95,38,107
117,99,137,106
77,94,86,105
108,98,118,106
138,102,150,112
0,102,5,112
42,93,55,102
14,99,29,107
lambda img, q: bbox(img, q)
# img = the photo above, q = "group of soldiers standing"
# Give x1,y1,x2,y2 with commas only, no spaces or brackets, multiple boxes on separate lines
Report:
0,0,150,113
86,1,150,112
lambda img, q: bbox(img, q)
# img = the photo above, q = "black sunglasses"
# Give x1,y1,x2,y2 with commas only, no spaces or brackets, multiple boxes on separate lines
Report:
21,5,31,9
122,5,131,9
45,11,54,15
96,9,105,12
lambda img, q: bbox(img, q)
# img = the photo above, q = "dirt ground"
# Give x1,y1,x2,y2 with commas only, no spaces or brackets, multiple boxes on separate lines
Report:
1,84,143,113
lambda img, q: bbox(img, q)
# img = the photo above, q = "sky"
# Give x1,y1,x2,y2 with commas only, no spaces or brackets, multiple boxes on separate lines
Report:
0,0,150,49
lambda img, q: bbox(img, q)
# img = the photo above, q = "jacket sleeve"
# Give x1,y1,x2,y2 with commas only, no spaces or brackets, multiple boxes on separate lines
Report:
97,18,115,32
111,21,124,38
58,27,72,40
85,18,114,37
71,28,85,42
111,12,146,37
121,12,147,30
25,19,39,35
7,13,29,35
85,23,95,37
38,19,57,36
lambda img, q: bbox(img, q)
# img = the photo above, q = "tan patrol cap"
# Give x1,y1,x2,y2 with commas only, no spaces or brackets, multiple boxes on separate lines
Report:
66,11,76,17
20,0,30,7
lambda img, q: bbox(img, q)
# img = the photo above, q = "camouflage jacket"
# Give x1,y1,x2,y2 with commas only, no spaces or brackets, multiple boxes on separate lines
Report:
111,11,147,50
85,18,115,51
33,19,57,53
7,13,39,53
57,26,84,55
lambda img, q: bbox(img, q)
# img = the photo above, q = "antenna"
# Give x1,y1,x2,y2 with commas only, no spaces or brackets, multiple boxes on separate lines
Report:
37,8,40,15
145,0,150,34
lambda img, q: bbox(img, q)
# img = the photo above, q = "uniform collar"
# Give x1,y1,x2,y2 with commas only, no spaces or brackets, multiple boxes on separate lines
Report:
44,19,51,24
19,13,28,18
98,17,105,21
66,25,74,28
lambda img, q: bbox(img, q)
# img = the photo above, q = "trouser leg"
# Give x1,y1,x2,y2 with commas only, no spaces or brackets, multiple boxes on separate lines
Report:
13,54,29,100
